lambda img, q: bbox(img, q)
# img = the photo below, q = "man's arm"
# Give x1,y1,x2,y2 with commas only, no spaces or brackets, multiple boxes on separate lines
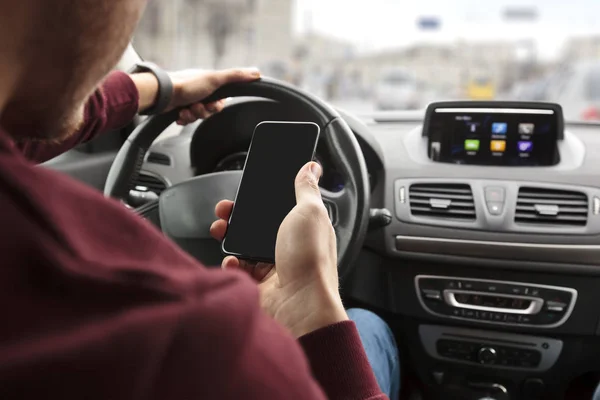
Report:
18,71,139,163
19,67,260,163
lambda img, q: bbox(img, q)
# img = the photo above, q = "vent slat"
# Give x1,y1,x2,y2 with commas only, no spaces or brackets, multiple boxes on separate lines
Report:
409,183,476,221
516,198,587,207
147,152,171,166
410,191,474,201
515,187,588,227
132,174,167,195
516,205,588,214
411,206,475,216
411,199,475,208
518,191,585,200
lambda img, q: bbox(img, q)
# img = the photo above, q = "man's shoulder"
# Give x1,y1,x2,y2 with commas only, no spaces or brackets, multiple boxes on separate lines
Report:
0,146,259,339
0,151,269,397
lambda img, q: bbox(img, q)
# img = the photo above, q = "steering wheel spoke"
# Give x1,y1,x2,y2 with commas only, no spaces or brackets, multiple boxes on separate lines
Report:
321,188,352,227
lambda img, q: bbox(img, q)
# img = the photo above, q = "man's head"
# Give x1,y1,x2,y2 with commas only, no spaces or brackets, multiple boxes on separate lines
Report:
0,0,147,141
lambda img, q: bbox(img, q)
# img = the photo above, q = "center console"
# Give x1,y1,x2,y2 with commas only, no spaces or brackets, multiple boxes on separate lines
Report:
408,275,581,399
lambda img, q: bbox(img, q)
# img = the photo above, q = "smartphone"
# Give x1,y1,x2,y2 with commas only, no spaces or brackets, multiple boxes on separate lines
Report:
222,121,321,263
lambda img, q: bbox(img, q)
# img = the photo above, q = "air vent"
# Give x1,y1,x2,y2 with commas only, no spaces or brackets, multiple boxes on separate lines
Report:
132,173,167,196
147,152,171,166
409,183,476,221
515,187,588,227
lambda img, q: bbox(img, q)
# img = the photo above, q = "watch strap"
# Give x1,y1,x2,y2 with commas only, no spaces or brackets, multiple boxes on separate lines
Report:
130,62,173,116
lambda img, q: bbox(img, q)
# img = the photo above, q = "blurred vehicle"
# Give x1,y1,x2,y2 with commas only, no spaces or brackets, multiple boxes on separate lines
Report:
466,75,496,100
501,78,550,101
545,61,600,122
374,69,427,110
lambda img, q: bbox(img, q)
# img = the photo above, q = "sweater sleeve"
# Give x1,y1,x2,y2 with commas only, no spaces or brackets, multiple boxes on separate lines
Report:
18,71,139,163
300,321,389,400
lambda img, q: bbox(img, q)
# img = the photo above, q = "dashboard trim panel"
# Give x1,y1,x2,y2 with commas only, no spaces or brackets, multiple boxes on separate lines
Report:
396,235,600,265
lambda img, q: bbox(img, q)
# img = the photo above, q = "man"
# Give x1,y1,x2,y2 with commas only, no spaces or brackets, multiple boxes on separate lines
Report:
0,1,399,399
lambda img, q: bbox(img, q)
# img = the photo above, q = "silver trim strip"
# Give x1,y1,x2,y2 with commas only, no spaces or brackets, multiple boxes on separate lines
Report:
443,290,544,315
435,108,554,114
415,275,578,329
396,235,600,265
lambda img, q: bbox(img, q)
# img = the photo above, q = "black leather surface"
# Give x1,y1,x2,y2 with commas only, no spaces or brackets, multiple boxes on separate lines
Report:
320,118,371,274
159,172,241,240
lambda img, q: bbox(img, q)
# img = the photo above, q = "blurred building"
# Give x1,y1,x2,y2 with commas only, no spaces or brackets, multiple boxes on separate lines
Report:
349,41,518,97
293,33,357,98
562,36,600,63
133,0,293,72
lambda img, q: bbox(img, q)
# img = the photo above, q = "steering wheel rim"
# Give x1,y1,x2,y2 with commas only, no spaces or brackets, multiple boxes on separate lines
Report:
104,77,370,278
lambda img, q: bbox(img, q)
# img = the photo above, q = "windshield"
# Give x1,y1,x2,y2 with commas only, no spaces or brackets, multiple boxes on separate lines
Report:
133,0,600,121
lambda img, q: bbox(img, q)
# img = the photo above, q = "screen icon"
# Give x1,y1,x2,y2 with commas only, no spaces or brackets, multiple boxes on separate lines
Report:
464,139,480,151
518,141,533,153
519,123,535,135
492,123,508,135
490,140,506,152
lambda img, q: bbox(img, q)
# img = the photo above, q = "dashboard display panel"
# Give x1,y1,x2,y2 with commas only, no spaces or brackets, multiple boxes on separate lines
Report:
425,103,562,166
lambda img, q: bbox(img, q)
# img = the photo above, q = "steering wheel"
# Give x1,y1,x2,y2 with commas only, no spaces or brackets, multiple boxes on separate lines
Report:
104,78,370,278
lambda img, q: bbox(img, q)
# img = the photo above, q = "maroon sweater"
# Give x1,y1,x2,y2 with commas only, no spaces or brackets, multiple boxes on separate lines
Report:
0,71,386,399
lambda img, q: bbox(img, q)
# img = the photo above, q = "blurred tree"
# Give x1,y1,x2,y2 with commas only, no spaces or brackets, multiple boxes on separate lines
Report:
205,0,253,69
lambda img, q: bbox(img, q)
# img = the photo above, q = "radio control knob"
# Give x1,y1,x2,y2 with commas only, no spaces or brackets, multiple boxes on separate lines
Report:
477,347,498,365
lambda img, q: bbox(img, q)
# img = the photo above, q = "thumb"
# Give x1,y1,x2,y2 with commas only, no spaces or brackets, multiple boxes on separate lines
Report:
294,162,323,205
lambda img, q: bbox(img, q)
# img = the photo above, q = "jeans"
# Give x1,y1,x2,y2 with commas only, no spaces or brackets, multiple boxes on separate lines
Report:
348,308,401,400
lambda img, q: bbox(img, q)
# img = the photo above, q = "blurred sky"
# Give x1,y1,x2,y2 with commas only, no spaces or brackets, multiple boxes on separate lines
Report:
294,0,600,59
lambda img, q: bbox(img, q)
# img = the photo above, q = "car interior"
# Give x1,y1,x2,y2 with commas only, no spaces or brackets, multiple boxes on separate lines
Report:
42,22,600,400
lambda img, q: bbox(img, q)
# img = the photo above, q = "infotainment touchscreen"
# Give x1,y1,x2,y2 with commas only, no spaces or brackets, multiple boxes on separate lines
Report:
425,103,562,166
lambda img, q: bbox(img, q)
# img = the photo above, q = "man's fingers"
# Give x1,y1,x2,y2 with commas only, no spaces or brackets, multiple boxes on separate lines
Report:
209,219,228,241
223,258,258,276
294,162,323,206
211,68,261,89
252,262,275,281
190,103,210,119
205,100,225,113
215,200,234,220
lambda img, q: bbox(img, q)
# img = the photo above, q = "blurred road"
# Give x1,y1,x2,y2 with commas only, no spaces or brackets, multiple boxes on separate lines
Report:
330,98,376,114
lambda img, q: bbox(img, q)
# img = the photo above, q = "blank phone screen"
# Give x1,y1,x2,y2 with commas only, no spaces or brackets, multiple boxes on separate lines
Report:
223,122,320,262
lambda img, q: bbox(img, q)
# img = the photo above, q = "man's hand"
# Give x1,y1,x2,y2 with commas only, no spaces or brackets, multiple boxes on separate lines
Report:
210,162,349,338
131,68,260,125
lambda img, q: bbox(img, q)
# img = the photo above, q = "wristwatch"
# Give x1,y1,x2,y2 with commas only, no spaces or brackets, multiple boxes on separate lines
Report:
129,61,174,116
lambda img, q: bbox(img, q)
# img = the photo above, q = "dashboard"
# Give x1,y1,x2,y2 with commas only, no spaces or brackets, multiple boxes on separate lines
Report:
138,99,600,399
138,99,600,272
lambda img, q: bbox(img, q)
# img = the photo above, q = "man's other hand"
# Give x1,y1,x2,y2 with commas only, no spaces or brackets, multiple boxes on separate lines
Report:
132,68,260,124
169,68,260,125
210,162,348,338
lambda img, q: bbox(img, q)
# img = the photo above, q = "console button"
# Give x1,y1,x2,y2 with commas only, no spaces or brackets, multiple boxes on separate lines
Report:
477,347,498,365
446,281,459,289
546,301,567,313
485,186,506,202
461,281,477,290
487,201,504,215
492,313,505,322
505,314,518,323
510,286,525,295
518,315,532,324
422,289,442,301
